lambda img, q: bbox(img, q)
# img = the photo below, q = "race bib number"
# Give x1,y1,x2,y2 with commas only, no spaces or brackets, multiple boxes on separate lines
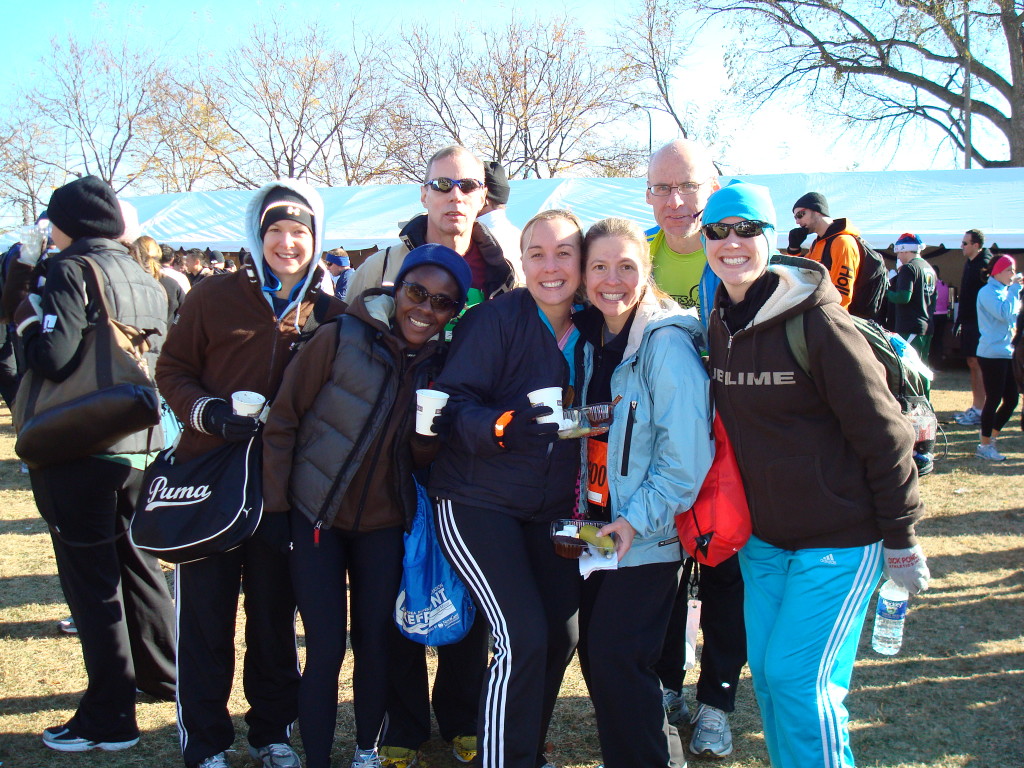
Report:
586,438,609,506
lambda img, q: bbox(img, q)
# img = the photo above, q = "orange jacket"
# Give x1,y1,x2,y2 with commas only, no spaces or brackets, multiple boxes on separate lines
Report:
805,219,861,310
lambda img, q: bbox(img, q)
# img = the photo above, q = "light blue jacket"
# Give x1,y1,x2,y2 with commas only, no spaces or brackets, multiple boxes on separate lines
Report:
976,277,1022,359
579,295,714,568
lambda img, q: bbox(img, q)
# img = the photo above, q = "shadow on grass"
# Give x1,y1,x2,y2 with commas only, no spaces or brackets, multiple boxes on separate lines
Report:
0,573,64,608
0,618,74,640
0,516,46,535
0,723,184,768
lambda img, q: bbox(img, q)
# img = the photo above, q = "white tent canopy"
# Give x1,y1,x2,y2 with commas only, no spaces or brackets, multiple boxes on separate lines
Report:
10,168,1024,252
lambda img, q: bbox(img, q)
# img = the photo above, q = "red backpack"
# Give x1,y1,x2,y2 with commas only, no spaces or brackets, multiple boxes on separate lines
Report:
675,411,751,566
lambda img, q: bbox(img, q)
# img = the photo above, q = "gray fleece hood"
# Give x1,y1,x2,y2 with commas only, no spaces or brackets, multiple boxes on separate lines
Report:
244,178,326,316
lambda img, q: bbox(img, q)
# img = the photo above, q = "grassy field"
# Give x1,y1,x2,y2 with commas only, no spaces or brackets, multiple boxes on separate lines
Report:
0,368,1021,768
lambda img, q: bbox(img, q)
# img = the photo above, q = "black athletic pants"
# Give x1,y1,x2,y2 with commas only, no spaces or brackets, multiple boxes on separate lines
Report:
175,533,299,767
435,500,580,768
578,560,686,768
30,457,176,742
978,356,1019,438
290,512,405,767
381,594,491,749
655,554,747,711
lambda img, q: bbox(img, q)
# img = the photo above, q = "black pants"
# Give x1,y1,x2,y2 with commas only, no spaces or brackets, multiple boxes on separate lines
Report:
290,513,405,767
978,356,1019,438
579,561,686,768
0,329,20,409
382,596,490,748
30,457,176,742
655,554,747,711
175,533,299,766
435,500,580,768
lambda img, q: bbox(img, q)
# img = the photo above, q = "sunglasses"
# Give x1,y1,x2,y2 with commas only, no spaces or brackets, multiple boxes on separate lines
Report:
702,221,771,240
400,281,460,313
793,210,807,220
424,177,486,194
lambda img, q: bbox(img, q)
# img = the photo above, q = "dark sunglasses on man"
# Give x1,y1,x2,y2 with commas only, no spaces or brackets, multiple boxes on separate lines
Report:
701,221,771,240
424,177,486,195
399,281,461,313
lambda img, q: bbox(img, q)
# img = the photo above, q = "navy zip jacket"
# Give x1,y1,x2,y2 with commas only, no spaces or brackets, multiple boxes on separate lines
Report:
428,288,582,519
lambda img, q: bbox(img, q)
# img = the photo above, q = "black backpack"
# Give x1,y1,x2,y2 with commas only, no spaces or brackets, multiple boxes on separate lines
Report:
821,233,887,322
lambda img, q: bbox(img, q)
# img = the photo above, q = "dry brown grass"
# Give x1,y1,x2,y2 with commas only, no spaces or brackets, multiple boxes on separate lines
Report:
0,367,1021,768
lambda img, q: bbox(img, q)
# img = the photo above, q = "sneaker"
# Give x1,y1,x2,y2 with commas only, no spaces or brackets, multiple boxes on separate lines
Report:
913,452,934,476
955,407,982,425
976,443,1005,461
42,724,139,752
379,745,419,767
662,687,689,725
351,747,383,768
452,734,477,764
249,743,301,768
198,754,231,768
689,703,733,757
58,617,77,634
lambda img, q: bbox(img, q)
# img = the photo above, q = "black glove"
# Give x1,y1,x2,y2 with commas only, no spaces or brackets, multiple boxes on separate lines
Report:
787,226,809,254
502,405,559,452
202,400,260,442
255,511,292,554
430,405,454,440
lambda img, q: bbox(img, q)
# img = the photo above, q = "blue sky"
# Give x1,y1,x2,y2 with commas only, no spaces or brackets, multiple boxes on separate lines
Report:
2,0,969,175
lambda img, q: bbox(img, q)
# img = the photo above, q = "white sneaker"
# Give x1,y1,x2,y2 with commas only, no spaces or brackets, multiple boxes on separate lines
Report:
976,443,1005,461
690,703,733,757
662,687,689,725
351,747,383,768
956,407,982,426
250,743,300,768
197,754,230,768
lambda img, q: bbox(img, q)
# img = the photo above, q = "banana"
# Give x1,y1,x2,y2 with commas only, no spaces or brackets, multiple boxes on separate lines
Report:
578,524,615,556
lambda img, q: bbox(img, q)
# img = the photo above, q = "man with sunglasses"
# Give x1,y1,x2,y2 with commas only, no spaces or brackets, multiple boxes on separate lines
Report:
345,146,519,319
953,229,993,425
790,192,860,311
644,139,746,761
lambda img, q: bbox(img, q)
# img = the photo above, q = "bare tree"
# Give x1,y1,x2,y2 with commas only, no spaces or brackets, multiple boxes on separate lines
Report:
26,37,168,190
697,0,1024,167
392,17,634,178
192,23,395,188
0,113,65,225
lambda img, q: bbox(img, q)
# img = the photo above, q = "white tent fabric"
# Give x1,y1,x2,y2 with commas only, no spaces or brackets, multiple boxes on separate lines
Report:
8,168,1023,251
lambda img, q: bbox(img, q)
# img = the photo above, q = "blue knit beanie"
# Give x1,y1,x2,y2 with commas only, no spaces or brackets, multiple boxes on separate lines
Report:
702,180,777,231
894,233,923,253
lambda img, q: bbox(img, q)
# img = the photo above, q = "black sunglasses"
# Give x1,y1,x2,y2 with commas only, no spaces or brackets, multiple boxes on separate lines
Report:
424,177,486,194
702,221,771,240
400,281,460,313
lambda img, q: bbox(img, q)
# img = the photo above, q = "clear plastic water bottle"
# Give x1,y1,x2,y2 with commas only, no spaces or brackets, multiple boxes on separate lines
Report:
871,579,909,655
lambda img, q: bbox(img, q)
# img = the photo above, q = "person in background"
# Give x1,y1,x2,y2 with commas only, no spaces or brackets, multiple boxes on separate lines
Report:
183,248,211,287
160,244,191,295
974,254,1022,461
157,179,343,768
886,233,936,360
131,235,184,327
573,217,712,768
929,265,951,369
703,180,929,768
207,250,228,275
790,192,860,310
15,175,176,753
263,245,470,768
325,248,353,300
954,229,992,425
429,209,584,768
476,161,523,276
644,138,744,758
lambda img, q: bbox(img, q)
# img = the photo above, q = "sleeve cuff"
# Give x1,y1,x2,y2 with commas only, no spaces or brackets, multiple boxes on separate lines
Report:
191,396,225,435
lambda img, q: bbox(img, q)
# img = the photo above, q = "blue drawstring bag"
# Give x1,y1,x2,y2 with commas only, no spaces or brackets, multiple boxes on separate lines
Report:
394,481,475,646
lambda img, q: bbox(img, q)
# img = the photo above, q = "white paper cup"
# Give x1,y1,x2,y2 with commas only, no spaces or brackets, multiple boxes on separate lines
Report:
232,390,266,417
527,386,563,425
416,389,449,435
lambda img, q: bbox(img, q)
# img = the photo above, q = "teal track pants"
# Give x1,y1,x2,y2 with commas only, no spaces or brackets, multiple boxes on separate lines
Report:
739,535,882,768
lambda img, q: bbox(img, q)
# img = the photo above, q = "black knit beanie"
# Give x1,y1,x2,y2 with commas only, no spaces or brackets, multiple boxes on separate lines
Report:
484,161,511,205
792,191,829,217
47,176,124,241
259,188,315,240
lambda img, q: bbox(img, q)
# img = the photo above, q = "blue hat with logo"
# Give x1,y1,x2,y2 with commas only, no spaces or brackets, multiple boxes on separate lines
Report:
395,243,472,308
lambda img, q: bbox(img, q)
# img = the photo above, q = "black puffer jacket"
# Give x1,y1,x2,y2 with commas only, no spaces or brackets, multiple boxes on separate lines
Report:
21,237,168,455
428,288,583,519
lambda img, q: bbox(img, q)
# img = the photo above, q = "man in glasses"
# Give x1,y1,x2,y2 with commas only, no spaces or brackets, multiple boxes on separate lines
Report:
790,192,860,311
644,139,722,328
345,146,518,313
645,139,746,760
953,229,993,425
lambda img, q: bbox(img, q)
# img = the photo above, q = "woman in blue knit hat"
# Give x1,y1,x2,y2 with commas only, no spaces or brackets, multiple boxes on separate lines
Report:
702,181,930,768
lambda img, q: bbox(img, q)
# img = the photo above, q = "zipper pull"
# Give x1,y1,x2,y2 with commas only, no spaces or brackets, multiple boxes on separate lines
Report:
727,334,733,350
313,521,322,547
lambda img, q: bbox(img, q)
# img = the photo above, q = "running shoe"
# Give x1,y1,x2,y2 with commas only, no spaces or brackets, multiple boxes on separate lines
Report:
689,703,733,757
42,724,138,752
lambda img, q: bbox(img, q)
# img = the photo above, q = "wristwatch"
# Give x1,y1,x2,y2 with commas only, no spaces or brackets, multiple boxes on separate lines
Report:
494,410,515,449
